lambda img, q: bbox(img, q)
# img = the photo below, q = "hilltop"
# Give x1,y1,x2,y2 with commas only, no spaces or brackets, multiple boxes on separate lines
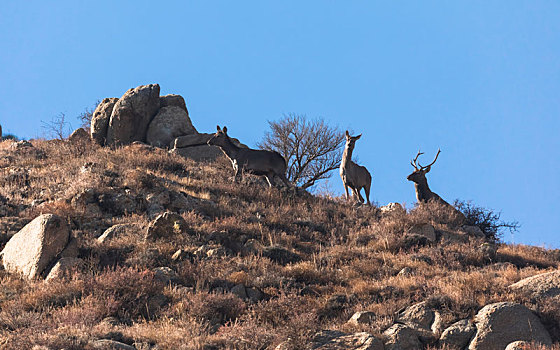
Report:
0,136,559,350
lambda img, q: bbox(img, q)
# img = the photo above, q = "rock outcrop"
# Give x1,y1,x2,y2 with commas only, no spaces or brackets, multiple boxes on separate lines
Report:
106,84,161,146
1,214,70,279
160,94,188,113
146,106,197,148
509,270,560,299
468,302,551,350
145,211,187,241
312,330,384,350
90,97,119,145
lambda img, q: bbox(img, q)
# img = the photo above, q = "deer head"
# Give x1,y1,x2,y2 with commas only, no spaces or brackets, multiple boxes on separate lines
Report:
407,149,441,184
344,130,362,152
207,125,230,147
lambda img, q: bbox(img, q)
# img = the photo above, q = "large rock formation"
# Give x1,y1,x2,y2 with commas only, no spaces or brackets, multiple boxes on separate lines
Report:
468,302,551,350
106,84,161,146
160,94,188,113
90,97,118,145
146,106,197,148
0,214,70,279
509,270,560,299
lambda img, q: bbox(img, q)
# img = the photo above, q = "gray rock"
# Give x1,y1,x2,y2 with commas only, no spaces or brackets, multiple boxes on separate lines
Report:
153,267,178,284
509,270,560,299
407,224,436,243
145,212,187,241
231,284,248,299
106,84,160,146
68,128,89,143
170,144,224,162
173,133,214,148
91,97,118,145
160,94,188,113
383,324,423,350
1,214,69,279
396,301,435,330
380,202,405,215
98,224,133,244
146,106,197,148
505,340,531,350
347,311,376,326
312,331,384,350
468,302,551,350
397,267,414,277
439,319,476,349
45,257,83,281
90,339,136,350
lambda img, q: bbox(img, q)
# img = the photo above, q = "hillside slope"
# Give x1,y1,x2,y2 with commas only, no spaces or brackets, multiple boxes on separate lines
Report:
0,138,558,349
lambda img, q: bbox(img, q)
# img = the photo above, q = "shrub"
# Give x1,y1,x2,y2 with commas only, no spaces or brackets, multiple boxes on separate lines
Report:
454,200,519,241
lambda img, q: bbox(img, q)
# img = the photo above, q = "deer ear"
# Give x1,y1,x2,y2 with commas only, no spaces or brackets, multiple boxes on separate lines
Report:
345,130,350,137
356,134,362,140
223,126,228,134
424,166,432,174
216,125,221,132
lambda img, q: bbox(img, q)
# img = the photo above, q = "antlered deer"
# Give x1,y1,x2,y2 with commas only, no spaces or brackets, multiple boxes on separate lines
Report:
340,131,372,204
208,126,290,187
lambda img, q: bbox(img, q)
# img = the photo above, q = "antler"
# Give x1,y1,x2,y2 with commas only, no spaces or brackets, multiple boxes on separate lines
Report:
418,149,441,169
410,150,424,170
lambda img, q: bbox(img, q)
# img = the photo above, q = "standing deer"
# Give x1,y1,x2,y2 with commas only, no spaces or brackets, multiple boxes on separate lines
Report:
340,131,372,204
207,125,290,187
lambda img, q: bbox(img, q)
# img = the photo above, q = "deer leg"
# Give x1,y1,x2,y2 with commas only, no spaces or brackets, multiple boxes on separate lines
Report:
351,187,363,203
344,184,350,201
233,163,241,183
264,172,275,188
364,183,371,205
279,173,291,187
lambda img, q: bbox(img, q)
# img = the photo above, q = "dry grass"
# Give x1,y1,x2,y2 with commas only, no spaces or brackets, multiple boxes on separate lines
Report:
0,138,558,349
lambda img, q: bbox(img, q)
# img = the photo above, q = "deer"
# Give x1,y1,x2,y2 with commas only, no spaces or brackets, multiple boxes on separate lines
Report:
339,131,372,205
407,149,466,220
207,125,290,188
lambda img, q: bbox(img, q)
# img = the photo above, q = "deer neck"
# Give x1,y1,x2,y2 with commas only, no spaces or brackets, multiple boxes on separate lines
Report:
414,177,434,202
341,145,354,168
217,137,241,159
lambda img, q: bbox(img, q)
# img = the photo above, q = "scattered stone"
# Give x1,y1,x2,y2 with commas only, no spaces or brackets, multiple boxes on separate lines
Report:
1,214,69,279
68,127,90,143
468,302,552,350
397,267,414,277
146,106,197,148
45,257,83,281
383,324,423,350
11,140,33,149
505,340,531,350
509,270,560,299
396,301,436,331
171,249,191,261
347,311,376,326
312,331,384,350
463,225,485,238
90,339,136,350
91,97,119,145
380,202,405,215
145,212,187,241
153,267,178,284
439,319,476,349
98,224,132,244
407,224,436,243
479,242,498,261
106,84,161,146
160,94,188,113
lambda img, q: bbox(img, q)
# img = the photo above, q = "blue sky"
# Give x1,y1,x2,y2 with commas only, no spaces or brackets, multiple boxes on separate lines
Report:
1,2,559,247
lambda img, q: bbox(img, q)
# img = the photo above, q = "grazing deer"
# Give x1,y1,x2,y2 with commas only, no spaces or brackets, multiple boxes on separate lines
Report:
340,131,372,204
207,126,290,187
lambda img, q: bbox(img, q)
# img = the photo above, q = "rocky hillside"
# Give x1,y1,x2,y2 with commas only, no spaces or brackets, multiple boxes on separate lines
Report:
0,136,559,350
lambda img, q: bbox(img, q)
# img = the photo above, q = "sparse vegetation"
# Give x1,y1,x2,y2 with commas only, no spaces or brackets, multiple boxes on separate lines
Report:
0,137,557,349
455,200,520,242
258,113,345,189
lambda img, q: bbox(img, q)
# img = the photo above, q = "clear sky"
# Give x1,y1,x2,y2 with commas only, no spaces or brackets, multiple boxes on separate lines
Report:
1,1,559,247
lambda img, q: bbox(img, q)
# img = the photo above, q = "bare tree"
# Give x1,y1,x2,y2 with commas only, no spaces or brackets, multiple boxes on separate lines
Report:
41,113,72,140
258,114,345,189
79,100,101,130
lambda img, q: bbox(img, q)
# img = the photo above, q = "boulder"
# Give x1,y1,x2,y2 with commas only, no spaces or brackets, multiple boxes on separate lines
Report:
173,133,214,148
396,301,436,330
160,94,188,113
68,128,89,143
509,270,560,299
407,224,436,243
45,257,83,281
97,224,133,244
505,341,531,350
1,214,70,279
468,302,552,350
347,311,376,326
145,211,187,241
380,202,405,215
146,106,197,148
383,324,423,350
312,330,384,350
90,339,136,350
106,84,160,146
439,319,476,349
90,97,118,145
170,144,223,161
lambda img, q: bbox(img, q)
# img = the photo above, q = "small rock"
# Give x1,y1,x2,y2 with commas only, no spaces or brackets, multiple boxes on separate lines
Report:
171,249,190,261
407,224,436,243
479,242,498,261
231,284,248,299
397,267,414,277
90,339,136,350
312,331,384,350
396,301,436,331
98,224,132,244
347,311,376,326
153,267,178,284
439,319,475,349
505,340,531,350
380,202,405,215
383,324,423,350
45,257,83,281
463,225,485,238
145,212,187,241
68,127,89,143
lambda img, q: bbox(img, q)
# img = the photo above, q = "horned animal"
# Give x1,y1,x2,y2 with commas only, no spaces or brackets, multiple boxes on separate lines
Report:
339,131,372,205
207,125,290,187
